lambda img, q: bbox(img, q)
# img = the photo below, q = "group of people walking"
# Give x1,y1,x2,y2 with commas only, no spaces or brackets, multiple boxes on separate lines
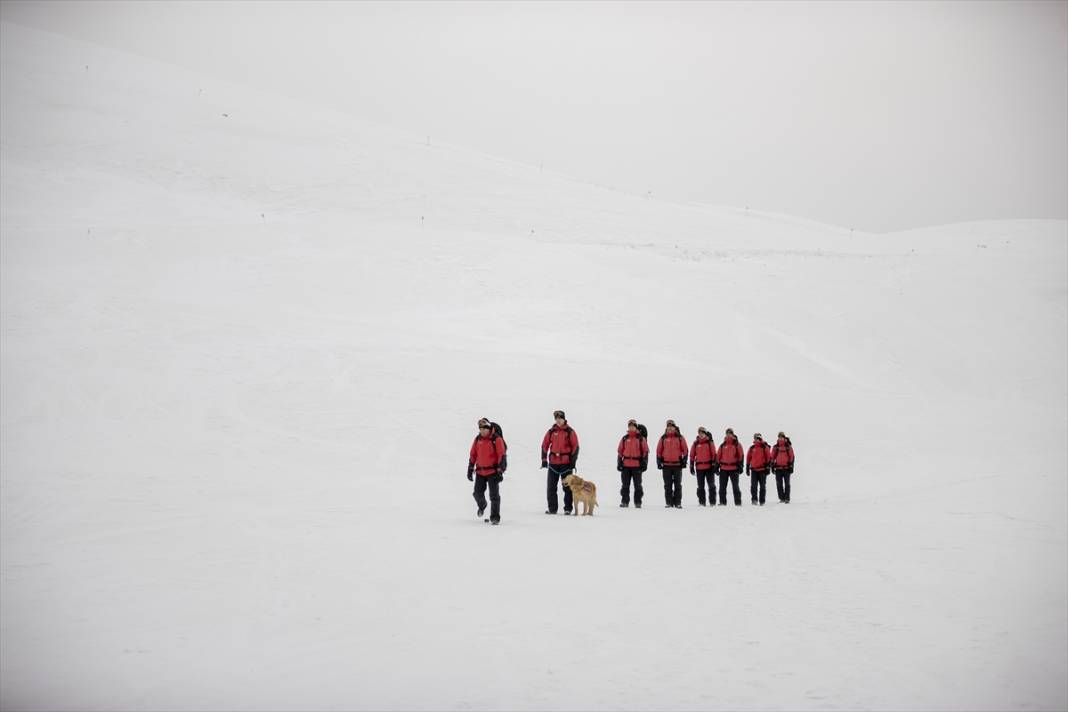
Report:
467,411,796,524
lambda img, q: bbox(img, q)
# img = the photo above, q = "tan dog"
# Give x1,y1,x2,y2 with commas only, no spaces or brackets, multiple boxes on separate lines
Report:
563,473,599,516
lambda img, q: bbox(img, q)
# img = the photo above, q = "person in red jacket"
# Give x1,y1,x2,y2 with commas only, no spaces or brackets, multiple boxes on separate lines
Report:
541,410,580,514
689,427,719,506
746,432,773,506
616,419,649,508
717,427,745,506
467,418,507,524
771,431,795,503
656,419,688,508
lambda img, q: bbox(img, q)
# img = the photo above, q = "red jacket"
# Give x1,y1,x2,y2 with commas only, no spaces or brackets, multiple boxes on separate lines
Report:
690,437,718,471
618,432,649,468
746,441,772,472
717,436,744,471
469,434,506,477
541,423,579,466
771,438,795,469
657,433,688,467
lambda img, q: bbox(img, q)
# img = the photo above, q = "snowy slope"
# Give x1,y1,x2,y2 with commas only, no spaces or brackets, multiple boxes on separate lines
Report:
2,21,1066,712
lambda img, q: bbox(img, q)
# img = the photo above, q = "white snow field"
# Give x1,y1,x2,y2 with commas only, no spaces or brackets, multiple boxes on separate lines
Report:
2,21,1066,712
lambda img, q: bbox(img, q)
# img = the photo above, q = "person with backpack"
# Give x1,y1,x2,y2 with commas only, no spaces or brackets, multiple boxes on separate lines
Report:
717,427,745,506
468,418,507,525
541,410,580,514
616,419,649,508
689,427,719,506
656,419,688,508
771,431,795,503
746,432,773,506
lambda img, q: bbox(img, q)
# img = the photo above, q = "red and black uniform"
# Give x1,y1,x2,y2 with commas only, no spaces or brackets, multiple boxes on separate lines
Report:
690,436,719,506
656,432,688,507
468,431,507,522
542,422,580,513
717,435,745,505
771,436,795,503
617,431,649,506
746,440,773,505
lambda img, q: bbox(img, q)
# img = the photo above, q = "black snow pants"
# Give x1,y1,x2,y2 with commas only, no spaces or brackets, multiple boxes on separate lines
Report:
749,469,769,504
620,468,644,505
662,467,683,506
473,473,502,521
547,464,575,513
695,468,717,505
774,469,792,502
719,470,742,505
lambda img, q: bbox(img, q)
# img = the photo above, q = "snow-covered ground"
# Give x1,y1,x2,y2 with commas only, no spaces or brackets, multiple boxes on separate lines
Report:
2,21,1066,712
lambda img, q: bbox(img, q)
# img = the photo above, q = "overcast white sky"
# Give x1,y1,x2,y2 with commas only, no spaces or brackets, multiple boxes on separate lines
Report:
2,0,1065,232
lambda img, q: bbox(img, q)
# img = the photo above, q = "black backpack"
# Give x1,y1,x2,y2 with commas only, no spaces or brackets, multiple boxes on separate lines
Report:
637,423,648,440
475,421,507,452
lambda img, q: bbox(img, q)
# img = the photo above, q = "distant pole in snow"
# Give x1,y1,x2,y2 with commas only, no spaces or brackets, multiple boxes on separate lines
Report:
421,216,425,228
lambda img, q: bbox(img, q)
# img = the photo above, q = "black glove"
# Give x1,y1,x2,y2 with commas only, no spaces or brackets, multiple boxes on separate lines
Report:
656,457,663,470
713,464,720,474
496,471,504,481
570,456,578,469
467,463,474,481
541,459,548,469
640,457,648,472
680,457,687,469
746,467,751,476
689,465,695,475
499,455,507,474
787,465,794,475
617,457,623,472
